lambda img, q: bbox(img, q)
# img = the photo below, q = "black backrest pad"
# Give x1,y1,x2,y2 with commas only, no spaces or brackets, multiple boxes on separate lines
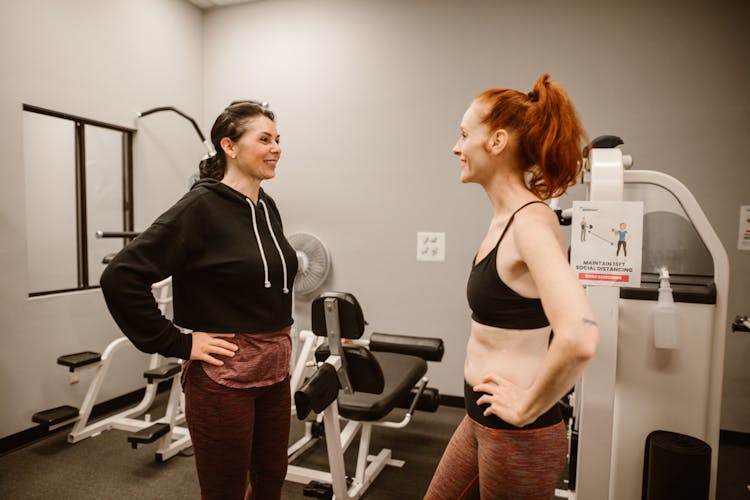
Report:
311,292,366,339
315,344,385,394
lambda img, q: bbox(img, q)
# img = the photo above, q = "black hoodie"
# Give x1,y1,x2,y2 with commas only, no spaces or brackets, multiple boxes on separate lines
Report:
100,179,298,360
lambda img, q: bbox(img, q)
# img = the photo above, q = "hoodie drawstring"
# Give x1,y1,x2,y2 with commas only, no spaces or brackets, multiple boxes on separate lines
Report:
246,197,290,294
246,199,271,288
259,199,290,294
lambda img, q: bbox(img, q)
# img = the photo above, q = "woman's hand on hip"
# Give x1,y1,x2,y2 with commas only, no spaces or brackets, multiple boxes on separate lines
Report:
474,373,533,427
190,332,238,366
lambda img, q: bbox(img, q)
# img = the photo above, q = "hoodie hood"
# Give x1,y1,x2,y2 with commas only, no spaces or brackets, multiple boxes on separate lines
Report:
191,178,289,294
191,178,268,205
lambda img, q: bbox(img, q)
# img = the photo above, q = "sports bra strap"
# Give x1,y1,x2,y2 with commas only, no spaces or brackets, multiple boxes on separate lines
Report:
495,200,548,248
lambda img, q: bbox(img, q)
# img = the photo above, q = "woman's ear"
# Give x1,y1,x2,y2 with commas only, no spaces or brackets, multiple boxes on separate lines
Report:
488,129,509,155
220,137,236,159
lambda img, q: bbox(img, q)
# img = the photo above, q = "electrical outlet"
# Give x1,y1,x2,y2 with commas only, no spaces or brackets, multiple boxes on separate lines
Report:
417,232,445,262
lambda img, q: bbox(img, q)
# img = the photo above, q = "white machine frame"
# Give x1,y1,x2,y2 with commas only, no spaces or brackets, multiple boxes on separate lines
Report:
42,278,191,463
562,146,728,500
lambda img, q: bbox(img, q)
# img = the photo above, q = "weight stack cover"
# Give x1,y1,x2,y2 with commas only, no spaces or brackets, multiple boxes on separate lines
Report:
642,430,711,500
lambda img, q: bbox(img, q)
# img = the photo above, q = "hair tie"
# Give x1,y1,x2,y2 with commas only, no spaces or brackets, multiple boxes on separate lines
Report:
527,90,539,103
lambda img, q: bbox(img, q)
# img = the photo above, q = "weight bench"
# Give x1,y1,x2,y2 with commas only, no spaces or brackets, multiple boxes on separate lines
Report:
287,292,444,499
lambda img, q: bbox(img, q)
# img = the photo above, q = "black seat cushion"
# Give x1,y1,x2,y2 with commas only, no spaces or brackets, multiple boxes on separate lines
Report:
337,352,427,421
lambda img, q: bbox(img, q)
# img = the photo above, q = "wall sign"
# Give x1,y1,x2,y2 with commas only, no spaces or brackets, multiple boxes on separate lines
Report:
738,205,750,251
570,201,644,287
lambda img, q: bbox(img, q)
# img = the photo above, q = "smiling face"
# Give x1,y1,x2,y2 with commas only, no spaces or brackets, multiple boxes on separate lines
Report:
223,115,281,182
452,100,493,184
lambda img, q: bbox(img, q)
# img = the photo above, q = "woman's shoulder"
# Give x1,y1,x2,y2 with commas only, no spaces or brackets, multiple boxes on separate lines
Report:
513,200,557,227
511,201,563,248
153,186,217,227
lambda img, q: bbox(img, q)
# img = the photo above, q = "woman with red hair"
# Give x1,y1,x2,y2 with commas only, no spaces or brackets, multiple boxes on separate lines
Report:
425,74,599,499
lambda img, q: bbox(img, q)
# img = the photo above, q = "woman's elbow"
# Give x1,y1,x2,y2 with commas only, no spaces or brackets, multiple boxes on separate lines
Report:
575,328,599,362
99,264,112,290
556,327,599,363
99,260,121,292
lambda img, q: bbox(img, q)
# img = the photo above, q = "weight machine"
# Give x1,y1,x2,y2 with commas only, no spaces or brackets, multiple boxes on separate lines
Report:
286,292,445,499
558,137,728,499
31,276,191,463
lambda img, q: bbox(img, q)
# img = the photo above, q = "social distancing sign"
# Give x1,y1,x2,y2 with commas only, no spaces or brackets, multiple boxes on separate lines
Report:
570,201,644,287
739,205,750,251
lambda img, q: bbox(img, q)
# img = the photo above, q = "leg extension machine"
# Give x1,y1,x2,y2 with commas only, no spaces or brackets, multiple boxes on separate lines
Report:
287,292,444,499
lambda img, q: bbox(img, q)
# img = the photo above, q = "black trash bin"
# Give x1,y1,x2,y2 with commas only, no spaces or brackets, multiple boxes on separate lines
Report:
642,430,711,500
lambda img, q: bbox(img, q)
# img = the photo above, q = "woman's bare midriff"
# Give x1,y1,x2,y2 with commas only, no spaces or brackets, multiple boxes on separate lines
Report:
464,319,551,390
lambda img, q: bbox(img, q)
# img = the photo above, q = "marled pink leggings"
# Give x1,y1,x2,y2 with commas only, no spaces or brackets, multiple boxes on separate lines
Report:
183,363,290,500
424,415,567,499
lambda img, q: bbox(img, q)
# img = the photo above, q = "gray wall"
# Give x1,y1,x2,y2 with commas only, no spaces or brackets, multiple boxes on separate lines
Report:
0,0,204,438
0,0,748,441
202,0,750,432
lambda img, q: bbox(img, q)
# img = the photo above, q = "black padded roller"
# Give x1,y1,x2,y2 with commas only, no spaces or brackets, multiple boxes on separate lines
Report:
395,386,441,412
369,333,444,362
642,430,711,500
294,363,340,420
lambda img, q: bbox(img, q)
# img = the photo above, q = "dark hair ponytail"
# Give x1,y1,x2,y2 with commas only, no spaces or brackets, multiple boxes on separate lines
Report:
198,154,225,181
198,101,276,180
477,73,587,199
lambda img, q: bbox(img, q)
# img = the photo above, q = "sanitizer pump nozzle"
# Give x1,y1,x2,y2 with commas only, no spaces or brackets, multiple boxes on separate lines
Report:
653,266,678,349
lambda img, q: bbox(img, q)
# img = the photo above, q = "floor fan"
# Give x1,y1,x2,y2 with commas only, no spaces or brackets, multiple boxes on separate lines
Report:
287,232,332,368
289,232,331,297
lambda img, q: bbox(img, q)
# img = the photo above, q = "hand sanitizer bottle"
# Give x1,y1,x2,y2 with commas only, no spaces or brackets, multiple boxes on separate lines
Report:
653,267,678,349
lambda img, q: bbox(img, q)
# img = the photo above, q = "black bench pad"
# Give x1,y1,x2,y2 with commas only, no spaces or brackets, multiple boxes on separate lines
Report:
338,352,426,421
57,351,101,370
32,405,79,426
127,422,170,446
143,362,181,382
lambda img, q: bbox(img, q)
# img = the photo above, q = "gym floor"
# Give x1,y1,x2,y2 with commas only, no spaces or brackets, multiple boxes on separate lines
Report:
0,398,747,499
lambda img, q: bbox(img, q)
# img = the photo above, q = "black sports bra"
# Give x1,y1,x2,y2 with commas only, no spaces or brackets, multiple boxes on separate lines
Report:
467,201,550,329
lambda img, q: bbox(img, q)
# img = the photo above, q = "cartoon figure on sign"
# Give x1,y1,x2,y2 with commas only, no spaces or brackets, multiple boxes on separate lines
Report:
580,216,592,242
612,222,629,257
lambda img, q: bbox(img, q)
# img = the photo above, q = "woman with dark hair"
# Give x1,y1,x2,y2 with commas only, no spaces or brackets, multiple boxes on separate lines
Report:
100,101,298,500
424,74,599,499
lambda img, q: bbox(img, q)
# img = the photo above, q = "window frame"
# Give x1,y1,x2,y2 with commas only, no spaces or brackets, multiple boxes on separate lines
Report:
23,104,136,297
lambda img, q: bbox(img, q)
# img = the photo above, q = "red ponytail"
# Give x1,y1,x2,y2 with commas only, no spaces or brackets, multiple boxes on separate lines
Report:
477,73,587,199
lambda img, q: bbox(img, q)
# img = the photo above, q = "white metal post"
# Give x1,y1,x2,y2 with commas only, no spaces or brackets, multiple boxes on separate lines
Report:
322,401,351,499
574,148,624,499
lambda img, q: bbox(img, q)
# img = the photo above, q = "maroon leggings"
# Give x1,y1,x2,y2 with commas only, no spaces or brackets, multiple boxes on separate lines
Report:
424,416,567,499
183,363,290,500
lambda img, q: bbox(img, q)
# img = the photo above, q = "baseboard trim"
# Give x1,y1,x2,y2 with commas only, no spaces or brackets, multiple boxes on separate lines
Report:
720,429,750,447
